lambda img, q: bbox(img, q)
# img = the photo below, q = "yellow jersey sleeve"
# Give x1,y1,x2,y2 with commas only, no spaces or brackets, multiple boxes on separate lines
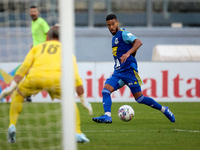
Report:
73,54,78,74
15,48,35,77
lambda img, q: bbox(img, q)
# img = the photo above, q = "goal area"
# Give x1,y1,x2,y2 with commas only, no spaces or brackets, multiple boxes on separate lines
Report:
0,0,76,149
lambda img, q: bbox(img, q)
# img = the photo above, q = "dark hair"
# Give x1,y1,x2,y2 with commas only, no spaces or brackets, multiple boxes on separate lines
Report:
106,14,117,21
30,6,37,9
48,26,59,40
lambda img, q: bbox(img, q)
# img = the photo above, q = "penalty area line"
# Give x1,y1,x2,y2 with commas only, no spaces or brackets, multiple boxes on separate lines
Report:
173,129,200,133
83,129,164,133
0,129,199,134
83,129,200,133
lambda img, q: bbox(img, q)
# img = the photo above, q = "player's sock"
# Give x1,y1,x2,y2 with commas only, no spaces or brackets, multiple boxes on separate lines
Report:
161,106,166,113
105,112,111,117
75,103,82,134
102,88,112,116
9,90,24,127
136,95,162,111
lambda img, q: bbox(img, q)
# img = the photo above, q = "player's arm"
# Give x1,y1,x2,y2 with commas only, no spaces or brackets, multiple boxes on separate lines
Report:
42,20,50,34
120,31,143,63
131,39,140,57
0,49,34,100
126,38,142,56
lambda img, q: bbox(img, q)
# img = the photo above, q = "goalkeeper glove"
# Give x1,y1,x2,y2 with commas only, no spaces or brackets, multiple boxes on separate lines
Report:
0,80,18,100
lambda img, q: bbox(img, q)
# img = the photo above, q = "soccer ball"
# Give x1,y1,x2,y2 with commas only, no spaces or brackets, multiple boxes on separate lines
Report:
118,105,134,121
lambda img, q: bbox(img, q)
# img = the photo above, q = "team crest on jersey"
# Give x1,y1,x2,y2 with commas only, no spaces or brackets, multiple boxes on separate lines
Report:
115,38,119,45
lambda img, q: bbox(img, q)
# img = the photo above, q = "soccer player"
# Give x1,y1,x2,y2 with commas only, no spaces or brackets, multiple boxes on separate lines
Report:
0,26,90,143
24,6,50,102
92,14,175,123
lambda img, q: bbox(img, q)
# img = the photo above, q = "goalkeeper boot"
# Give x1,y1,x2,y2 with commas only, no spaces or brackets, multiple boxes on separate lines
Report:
82,102,93,116
76,133,90,143
7,124,16,143
164,106,175,122
92,115,112,123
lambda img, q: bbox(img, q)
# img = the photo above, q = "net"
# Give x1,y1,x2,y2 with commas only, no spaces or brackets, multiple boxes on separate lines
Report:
0,1,64,149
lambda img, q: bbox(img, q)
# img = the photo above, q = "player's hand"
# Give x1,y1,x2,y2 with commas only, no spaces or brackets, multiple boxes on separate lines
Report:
120,53,130,63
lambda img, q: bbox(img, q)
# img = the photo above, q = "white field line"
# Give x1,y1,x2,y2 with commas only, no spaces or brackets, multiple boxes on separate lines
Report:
0,129,199,133
84,129,200,133
173,129,200,133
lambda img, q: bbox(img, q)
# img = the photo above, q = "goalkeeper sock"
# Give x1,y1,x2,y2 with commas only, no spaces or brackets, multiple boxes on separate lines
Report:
102,88,112,116
136,95,162,111
9,90,24,127
75,103,82,134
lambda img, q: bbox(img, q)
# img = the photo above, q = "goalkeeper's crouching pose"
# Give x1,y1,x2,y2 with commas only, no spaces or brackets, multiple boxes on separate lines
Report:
0,26,90,143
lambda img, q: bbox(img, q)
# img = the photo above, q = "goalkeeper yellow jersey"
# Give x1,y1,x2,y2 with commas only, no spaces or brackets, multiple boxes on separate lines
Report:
16,40,80,82
16,40,61,78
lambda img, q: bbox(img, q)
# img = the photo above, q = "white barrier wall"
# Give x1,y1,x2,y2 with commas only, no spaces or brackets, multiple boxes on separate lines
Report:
0,62,200,102
152,45,200,61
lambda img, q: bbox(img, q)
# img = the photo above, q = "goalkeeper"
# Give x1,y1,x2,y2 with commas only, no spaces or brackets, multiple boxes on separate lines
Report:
0,26,90,143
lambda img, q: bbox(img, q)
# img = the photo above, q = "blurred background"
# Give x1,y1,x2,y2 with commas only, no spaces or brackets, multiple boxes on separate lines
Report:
0,0,200,62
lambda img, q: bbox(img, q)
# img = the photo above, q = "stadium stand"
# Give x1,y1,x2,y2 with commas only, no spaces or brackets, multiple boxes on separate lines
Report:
0,0,200,27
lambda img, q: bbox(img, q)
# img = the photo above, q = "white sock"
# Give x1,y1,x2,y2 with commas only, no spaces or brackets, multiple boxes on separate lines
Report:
105,112,111,117
161,106,166,113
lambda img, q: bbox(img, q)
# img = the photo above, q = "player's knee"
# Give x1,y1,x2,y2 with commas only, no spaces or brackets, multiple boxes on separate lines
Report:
102,88,111,97
135,95,144,104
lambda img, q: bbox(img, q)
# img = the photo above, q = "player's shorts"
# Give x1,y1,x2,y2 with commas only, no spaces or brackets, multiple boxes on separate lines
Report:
105,69,143,94
18,73,61,100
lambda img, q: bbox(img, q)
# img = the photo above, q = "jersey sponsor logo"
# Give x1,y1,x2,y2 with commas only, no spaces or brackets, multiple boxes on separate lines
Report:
112,46,118,56
115,59,121,70
114,38,119,45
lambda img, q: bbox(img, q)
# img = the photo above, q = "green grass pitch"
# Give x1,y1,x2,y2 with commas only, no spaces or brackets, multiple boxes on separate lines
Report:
0,102,200,150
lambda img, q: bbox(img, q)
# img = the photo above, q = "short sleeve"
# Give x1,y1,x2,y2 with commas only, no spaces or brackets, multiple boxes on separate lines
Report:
122,31,137,44
42,19,50,34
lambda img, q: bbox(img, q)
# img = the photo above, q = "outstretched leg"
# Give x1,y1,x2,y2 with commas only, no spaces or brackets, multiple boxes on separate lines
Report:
9,90,24,127
75,103,90,143
132,88,175,122
8,90,24,143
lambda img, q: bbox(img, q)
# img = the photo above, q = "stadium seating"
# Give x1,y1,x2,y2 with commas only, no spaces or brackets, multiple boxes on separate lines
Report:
0,0,200,27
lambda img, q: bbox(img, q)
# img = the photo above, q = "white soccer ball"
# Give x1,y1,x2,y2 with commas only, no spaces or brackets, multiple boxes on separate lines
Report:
118,105,134,122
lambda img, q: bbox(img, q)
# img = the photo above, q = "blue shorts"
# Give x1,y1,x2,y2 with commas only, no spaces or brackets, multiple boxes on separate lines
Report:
105,69,143,94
